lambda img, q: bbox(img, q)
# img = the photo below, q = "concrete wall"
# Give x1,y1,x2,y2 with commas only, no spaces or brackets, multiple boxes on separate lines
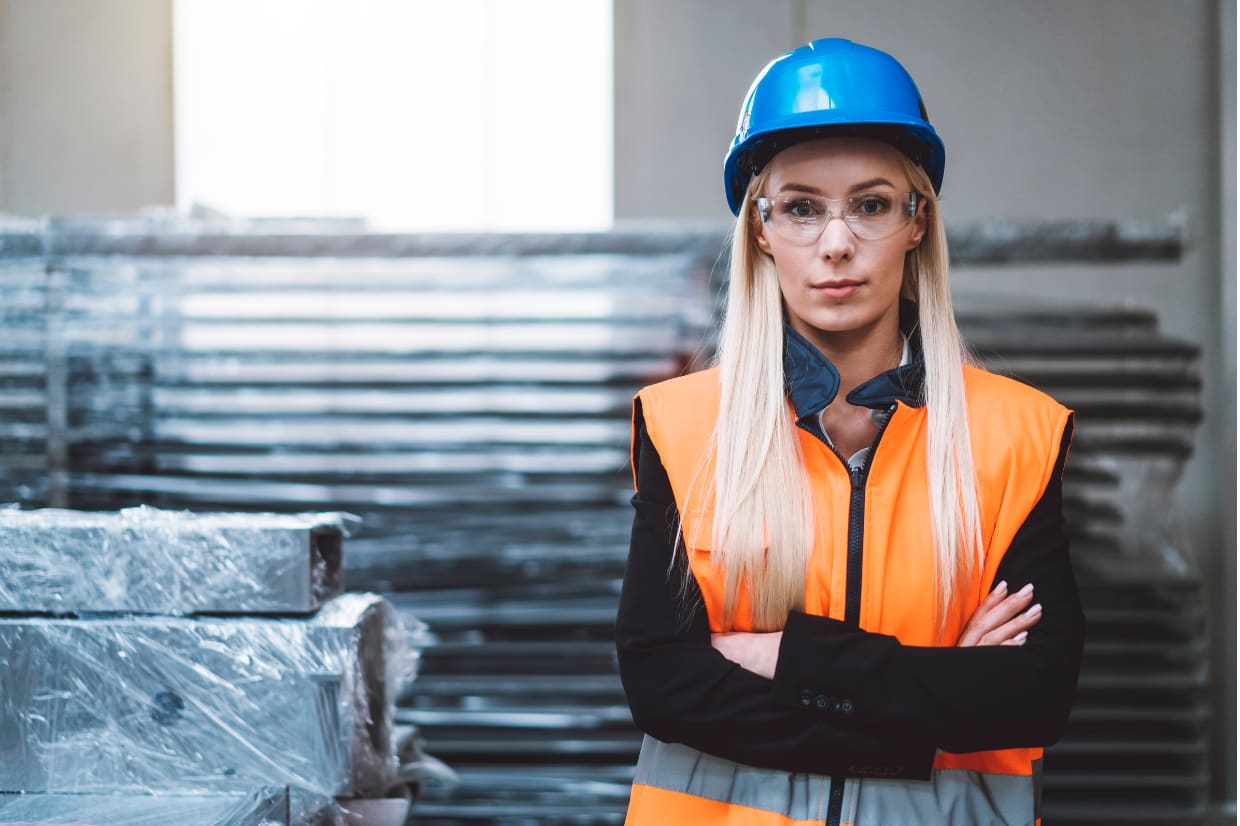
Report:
616,0,1235,803
0,0,174,215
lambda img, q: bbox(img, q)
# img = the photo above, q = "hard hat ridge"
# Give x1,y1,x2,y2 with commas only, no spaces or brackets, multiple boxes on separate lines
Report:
723,37,945,215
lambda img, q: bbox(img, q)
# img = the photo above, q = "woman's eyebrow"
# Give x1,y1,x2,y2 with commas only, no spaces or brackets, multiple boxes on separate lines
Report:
775,182,825,195
848,177,896,192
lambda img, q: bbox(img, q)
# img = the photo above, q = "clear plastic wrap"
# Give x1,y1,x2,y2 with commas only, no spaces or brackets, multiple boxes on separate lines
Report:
0,506,347,615
0,593,420,798
0,785,342,825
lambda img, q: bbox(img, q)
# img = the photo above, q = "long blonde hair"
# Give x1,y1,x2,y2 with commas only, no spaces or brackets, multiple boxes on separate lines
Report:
704,152,983,633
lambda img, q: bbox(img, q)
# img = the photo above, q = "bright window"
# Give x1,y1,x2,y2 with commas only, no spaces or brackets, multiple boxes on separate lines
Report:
173,0,613,230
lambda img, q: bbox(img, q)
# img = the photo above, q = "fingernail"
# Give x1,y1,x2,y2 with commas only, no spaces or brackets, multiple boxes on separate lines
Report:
1026,603,1042,616
993,581,1007,595
1017,583,1034,597
1014,631,1028,644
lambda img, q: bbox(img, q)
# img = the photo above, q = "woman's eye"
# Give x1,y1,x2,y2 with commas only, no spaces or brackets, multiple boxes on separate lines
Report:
852,195,892,216
783,199,821,219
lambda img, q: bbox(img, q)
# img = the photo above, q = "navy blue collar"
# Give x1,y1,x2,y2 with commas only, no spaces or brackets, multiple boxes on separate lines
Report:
782,299,927,425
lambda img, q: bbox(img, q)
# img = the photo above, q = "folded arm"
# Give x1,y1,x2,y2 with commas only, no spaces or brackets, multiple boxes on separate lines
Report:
769,417,1086,753
615,401,936,779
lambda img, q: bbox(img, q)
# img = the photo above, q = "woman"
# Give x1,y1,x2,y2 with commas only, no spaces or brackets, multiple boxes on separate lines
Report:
615,38,1085,826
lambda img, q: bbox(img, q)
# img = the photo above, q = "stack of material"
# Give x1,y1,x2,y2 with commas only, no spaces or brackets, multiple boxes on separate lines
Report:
0,507,344,614
0,231,48,505
0,507,429,825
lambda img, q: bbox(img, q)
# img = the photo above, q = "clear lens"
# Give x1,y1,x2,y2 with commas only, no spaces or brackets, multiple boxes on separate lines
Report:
756,191,919,243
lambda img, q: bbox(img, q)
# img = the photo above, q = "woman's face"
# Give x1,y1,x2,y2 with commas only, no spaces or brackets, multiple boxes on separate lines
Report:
754,137,926,350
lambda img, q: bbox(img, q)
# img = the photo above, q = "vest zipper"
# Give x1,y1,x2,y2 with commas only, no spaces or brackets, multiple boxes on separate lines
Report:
808,410,893,626
812,410,895,826
844,462,866,627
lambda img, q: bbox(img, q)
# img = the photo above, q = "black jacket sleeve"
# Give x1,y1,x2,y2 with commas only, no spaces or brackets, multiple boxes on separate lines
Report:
615,399,937,779
770,416,1086,753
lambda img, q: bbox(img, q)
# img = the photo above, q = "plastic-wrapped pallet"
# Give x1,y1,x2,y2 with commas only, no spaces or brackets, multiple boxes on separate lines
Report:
0,785,342,825
0,593,420,798
0,506,346,615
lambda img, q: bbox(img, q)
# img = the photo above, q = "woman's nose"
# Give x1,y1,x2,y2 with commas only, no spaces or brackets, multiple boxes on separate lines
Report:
817,215,855,261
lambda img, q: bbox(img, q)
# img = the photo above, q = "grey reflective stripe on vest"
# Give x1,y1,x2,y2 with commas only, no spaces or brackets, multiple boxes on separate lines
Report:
633,736,834,821
633,736,1038,825
850,769,1037,825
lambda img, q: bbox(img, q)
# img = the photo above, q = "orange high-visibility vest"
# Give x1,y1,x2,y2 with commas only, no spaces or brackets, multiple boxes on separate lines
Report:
625,364,1072,826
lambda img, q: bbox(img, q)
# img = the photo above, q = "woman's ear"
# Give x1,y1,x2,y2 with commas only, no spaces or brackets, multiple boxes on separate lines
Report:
754,220,773,254
906,200,928,250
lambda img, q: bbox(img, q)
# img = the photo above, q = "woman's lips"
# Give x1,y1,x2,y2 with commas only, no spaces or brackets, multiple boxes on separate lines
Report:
812,279,863,299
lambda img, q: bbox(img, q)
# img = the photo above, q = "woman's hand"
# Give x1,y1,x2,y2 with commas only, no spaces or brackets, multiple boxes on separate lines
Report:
956,581,1042,647
712,580,1039,677
711,631,783,680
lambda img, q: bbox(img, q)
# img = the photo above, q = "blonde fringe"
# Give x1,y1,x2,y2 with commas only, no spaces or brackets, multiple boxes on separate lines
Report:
703,156,982,635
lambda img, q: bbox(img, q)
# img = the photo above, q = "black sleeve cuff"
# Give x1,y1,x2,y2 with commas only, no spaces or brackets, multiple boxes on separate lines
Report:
772,610,898,722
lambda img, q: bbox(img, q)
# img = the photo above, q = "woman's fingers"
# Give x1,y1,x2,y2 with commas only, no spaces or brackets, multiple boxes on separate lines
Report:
957,582,1037,646
956,581,1009,646
978,602,1042,646
978,580,1009,610
956,581,1004,646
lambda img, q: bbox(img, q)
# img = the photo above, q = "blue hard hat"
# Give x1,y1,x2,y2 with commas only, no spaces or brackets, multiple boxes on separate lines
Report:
723,38,945,215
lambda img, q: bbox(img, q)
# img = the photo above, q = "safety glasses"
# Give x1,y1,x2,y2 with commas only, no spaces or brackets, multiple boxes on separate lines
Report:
756,191,921,244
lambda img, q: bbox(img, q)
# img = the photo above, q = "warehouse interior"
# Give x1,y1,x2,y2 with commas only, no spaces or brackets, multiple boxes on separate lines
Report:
0,1,1235,823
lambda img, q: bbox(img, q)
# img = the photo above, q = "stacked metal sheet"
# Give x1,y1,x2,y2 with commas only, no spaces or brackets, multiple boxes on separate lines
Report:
0,507,428,825
0,228,50,506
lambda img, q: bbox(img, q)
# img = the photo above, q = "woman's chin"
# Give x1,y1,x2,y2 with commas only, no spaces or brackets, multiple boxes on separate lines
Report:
792,307,886,338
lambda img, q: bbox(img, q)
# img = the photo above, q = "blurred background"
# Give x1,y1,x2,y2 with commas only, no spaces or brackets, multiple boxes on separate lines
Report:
0,1,1234,823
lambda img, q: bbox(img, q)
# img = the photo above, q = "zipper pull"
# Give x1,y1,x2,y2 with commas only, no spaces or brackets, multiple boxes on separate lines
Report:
849,465,863,489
